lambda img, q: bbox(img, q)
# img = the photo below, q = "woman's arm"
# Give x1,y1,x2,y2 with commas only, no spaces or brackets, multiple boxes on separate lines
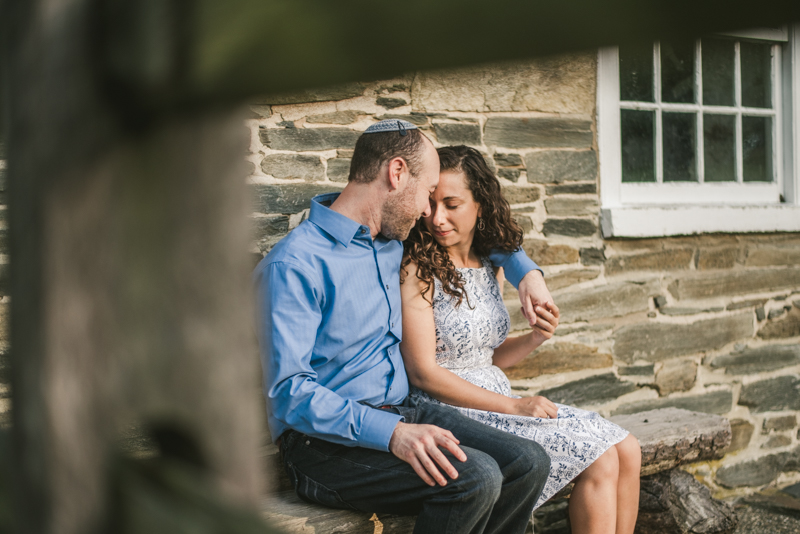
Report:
399,262,557,418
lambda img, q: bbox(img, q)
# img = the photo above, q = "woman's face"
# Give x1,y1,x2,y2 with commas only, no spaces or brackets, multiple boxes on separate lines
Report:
423,170,481,250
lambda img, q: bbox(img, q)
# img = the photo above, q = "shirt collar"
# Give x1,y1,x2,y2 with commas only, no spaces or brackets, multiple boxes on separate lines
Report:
309,193,369,247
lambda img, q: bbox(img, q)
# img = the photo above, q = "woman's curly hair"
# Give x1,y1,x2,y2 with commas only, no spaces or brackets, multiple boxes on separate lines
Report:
402,146,523,306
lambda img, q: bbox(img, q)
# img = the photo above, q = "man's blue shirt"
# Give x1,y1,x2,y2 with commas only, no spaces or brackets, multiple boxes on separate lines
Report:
256,193,541,452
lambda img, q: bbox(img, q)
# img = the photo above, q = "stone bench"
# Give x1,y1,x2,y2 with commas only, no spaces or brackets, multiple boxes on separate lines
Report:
260,408,736,534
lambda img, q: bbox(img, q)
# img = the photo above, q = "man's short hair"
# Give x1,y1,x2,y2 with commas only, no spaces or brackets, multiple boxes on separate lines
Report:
348,129,427,183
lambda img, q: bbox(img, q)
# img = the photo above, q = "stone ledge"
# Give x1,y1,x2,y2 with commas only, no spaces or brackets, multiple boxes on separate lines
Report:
261,408,732,533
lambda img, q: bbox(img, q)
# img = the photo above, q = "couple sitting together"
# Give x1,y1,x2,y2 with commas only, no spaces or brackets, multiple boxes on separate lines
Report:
256,119,641,534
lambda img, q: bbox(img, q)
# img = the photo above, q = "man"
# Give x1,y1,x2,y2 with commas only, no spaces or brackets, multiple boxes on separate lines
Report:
256,120,557,534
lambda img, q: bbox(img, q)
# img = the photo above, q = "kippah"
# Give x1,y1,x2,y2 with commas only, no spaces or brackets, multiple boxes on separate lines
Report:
363,119,419,135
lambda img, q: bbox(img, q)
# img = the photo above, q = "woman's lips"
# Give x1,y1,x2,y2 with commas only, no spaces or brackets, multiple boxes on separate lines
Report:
433,229,452,237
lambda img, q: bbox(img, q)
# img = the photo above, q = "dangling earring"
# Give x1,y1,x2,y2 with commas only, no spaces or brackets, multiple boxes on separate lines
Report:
477,218,485,232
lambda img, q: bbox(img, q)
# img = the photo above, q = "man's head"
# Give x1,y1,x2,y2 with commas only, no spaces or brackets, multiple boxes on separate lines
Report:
348,120,439,240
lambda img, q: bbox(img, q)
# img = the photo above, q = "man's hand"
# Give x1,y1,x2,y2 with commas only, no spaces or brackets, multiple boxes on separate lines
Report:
389,422,467,486
518,270,559,328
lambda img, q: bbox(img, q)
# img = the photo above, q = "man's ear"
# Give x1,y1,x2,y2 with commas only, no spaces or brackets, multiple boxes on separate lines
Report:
386,156,408,192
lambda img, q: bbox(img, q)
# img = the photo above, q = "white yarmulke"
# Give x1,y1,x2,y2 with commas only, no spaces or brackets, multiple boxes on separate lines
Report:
363,119,419,135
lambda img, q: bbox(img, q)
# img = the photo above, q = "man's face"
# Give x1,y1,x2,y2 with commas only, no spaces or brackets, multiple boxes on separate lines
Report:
381,141,439,241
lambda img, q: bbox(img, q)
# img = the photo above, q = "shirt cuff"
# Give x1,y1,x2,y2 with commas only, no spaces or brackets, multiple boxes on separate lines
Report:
359,408,404,452
492,249,543,288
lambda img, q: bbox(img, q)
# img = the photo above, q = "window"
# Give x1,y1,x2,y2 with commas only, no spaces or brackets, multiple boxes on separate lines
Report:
598,26,800,237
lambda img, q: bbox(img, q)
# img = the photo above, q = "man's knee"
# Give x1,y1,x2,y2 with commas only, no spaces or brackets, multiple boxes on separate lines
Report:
515,439,551,480
454,449,503,503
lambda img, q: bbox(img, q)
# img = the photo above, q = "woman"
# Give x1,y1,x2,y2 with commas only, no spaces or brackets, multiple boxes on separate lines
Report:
399,146,641,534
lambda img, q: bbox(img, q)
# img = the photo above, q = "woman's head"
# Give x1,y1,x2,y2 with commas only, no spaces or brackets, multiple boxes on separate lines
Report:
402,146,523,305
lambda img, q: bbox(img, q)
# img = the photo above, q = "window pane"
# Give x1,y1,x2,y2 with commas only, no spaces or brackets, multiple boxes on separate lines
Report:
661,41,695,103
621,109,655,183
663,112,697,182
742,116,773,182
702,39,735,106
620,44,654,102
703,114,736,182
741,42,772,108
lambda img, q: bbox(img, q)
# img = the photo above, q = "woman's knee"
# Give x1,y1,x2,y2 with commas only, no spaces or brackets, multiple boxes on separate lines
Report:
617,434,642,472
579,446,619,484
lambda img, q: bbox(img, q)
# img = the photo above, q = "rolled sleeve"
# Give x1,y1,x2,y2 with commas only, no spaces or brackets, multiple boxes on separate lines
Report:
488,248,542,288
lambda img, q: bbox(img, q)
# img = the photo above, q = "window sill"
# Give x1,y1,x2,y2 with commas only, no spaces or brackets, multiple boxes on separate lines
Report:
600,204,800,238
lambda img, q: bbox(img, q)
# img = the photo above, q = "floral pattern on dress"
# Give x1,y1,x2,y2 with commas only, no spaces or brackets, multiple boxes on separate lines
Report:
409,258,629,509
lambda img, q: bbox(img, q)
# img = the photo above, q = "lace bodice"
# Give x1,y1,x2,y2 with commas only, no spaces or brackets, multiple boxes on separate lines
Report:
432,258,510,371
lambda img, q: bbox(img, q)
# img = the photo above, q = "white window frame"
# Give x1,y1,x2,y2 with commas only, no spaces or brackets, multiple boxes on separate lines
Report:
598,25,800,237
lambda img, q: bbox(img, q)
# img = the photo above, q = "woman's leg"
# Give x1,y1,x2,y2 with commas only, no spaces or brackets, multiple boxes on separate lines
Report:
568,445,619,534
614,435,642,534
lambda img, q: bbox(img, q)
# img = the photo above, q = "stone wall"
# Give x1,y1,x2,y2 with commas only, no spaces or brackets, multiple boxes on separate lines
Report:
245,53,800,497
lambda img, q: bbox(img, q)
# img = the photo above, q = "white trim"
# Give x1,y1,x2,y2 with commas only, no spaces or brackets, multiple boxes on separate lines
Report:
720,27,789,43
601,205,800,237
597,47,622,208
596,26,799,237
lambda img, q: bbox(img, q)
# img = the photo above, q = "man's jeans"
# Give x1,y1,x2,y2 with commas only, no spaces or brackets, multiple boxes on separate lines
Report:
279,401,550,534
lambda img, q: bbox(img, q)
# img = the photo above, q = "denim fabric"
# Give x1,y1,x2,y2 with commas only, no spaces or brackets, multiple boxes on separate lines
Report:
281,401,550,534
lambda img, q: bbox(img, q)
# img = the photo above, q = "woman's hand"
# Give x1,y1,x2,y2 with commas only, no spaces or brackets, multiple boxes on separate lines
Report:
508,396,558,419
524,304,559,347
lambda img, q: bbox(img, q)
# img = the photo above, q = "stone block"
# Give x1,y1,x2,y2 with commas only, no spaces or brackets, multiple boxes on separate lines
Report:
433,122,481,146
497,168,521,182
612,390,733,416
605,249,694,276
546,183,596,195
544,197,597,217
544,268,600,291
619,364,655,376
696,247,739,270
729,419,754,452
745,246,800,267
710,344,800,375
502,186,540,205
658,306,724,316
726,299,767,311
376,97,407,109
716,447,800,488
484,117,593,149
579,247,605,266
525,150,597,183
260,154,324,182
756,307,766,321
512,214,533,234
537,373,637,406
655,359,697,395
253,184,343,214
554,279,660,324
412,54,597,115
763,435,792,449
759,307,800,339
522,239,579,266
668,268,800,301
306,110,364,124
542,218,597,237
252,215,290,239
613,313,754,363
768,308,787,320
739,376,800,413
377,113,429,126
494,153,523,167
504,342,613,379
260,83,366,105
326,158,352,183
260,127,361,151
654,295,668,308
764,416,797,433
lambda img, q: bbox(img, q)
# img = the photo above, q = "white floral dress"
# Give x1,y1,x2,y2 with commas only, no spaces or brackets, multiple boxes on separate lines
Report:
408,258,629,509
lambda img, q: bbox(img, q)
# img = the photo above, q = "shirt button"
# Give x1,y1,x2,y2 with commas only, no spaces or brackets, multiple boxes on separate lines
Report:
385,284,389,289
391,322,394,327
360,228,366,234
